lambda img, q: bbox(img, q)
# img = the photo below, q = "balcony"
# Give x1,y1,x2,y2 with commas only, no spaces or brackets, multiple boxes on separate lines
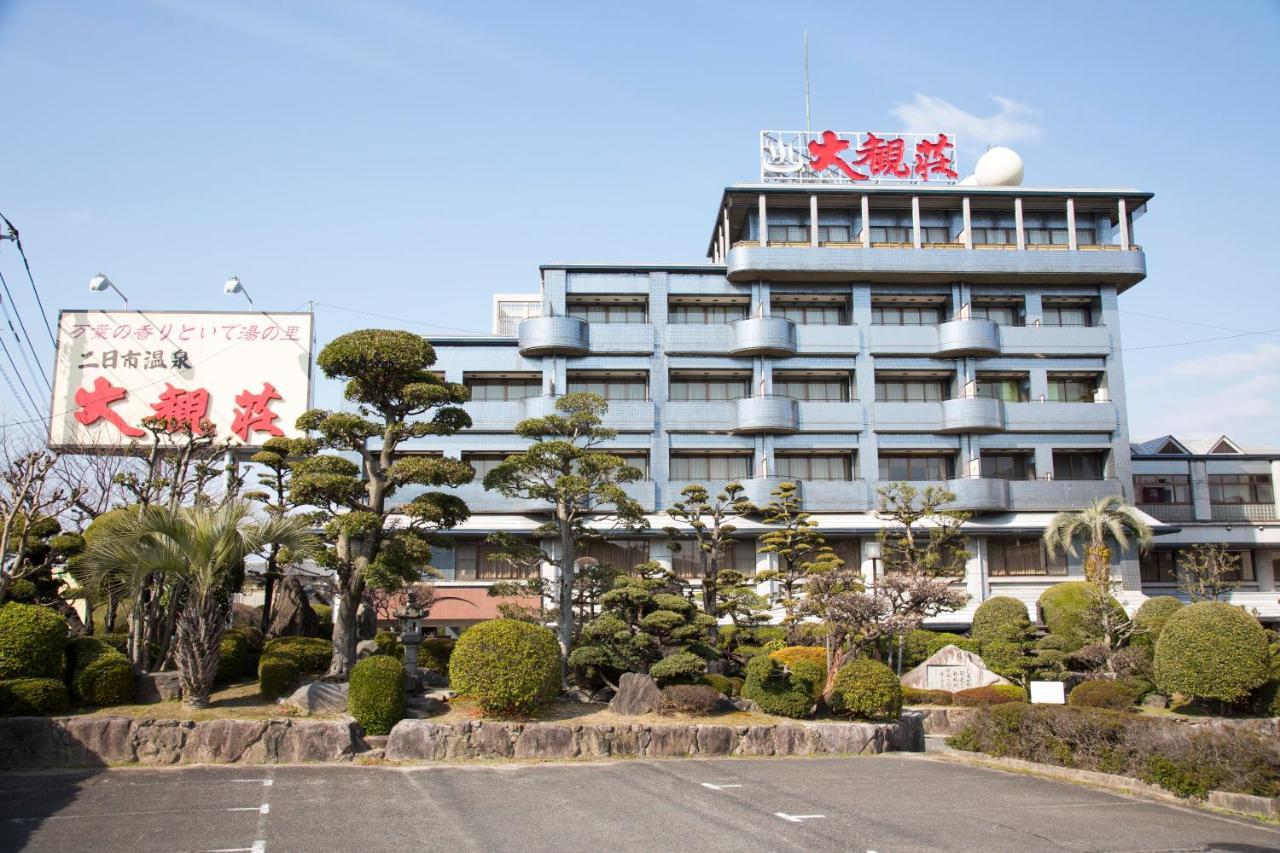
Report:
664,401,735,433
1002,401,1117,433
1138,503,1196,523
399,482,551,514
871,401,945,432
1007,478,1123,511
517,316,589,356
731,395,799,435
795,479,872,511
461,400,527,432
619,479,657,512
794,324,861,355
865,324,939,356
796,400,864,433
522,395,656,432
998,325,1112,357
940,397,1005,433
586,323,654,355
1210,503,1278,522
946,477,1011,511
663,324,733,355
724,243,1146,287
738,475,796,506
937,318,1000,356
729,316,797,356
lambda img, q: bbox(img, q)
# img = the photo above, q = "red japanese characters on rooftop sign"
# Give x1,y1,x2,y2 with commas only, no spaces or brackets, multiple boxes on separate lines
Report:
761,130,958,185
49,310,313,450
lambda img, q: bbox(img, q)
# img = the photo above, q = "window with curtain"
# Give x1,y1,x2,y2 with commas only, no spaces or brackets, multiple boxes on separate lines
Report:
869,225,912,243
669,454,752,481
971,226,1017,244
878,455,954,480
566,375,648,401
465,375,542,401
767,224,810,242
774,453,854,481
575,538,651,573
1047,375,1099,402
974,374,1029,401
671,539,757,578
566,302,647,323
609,452,650,478
971,302,1024,325
818,223,853,242
772,301,849,325
668,375,750,401
1041,303,1094,326
772,374,851,401
1208,474,1274,504
875,378,949,402
1140,550,1178,583
1052,451,1107,481
920,226,953,243
461,453,515,479
454,540,539,580
988,538,1067,577
667,302,750,324
1134,474,1191,505
979,453,1036,480
871,304,943,325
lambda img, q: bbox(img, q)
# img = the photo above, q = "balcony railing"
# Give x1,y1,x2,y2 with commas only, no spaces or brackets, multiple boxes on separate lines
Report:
1210,503,1278,522
731,394,799,434
1137,504,1196,522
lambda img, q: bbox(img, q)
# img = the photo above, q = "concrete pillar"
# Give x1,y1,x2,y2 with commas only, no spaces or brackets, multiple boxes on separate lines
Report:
723,208,730,252
969,537,988,604
1066,197,1078,251
1014,197,1025,250
962,197,972,249
860,195,871,248
1024,292,1044,327
1118,198,1131,250
1029,367,1049,402
1191,459,1212,521
911,196,922,248
759,194,768,247
1271,459,1280,519
810,194,819,247
1034,445,1055,481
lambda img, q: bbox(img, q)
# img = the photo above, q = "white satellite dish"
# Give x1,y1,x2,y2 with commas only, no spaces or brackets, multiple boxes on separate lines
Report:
974,147,1024,186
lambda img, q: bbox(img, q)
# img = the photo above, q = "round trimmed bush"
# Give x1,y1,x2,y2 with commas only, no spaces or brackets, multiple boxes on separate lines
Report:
0,677,70,715
741,654,816,718
449,619,560,717
66,637,134,705
649,651,705,686
972,597,1032,646
769,646,827,671
1068,679,1135,710
1039,582,1124,651
1132,596,1183,651
420,637,454,675
702,673,742,697
1154,601,1269,703
659,683,722,715
349,654,407,736
829,659,901,721
98,633,129,655
0,602,67,679
980,639,1028,682
257,654,300,700
6,579,37,603
215,632,249,685
902,630,978,669
262,637,332,674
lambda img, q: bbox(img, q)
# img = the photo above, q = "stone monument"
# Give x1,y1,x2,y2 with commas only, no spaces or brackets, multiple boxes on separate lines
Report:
900,644,1010,692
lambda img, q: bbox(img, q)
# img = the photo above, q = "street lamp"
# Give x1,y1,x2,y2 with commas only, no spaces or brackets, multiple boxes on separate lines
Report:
88,273,128,308
865,541,882,593
394,591,426,691
223,276,254,307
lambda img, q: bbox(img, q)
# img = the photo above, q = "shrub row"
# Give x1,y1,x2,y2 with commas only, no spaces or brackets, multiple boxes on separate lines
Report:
0,678,69,715
952,684,1025,707
903,687,954,706
947,702,1280,799
660,683,722,715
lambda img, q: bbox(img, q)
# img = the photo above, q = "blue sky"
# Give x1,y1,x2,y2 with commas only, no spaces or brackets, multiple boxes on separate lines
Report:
0,0,1278,447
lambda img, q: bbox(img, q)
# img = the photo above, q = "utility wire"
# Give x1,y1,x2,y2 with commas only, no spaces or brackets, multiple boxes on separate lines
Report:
0,332,45,417
0,213,58,347
1123,327,1280,352
0,267,52,389
1118,308,1280,339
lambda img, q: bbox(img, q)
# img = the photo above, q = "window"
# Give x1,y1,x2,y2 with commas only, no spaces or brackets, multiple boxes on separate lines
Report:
818,224,853,242
974,373,1029,402
566,301,647,324
870,225,912,243
971,301,1024,326
1047,375,1099,403
1140,550,1178,584
828,538,861,569
576,538,650,573
921,226,953,243
878,454,954,481
775,453,854,481
611,452,650,478
881,539,967,576
1024,227,1096,246
671,539,757,578
669,453,752,481
987,538,1067,577
767,224,810,243
461,453,514,480
871,304,942,325
971,227,1017,244
465,374,541,402
1042,303,1094,327
773,373,851,401
454,540,539,580
566,374,648,401
668,301,749,324
1052,451,1107,481
980,453,1036,480
1134,474,1191,505
875,377,949,402
1209,474,1274,505
668,374,750,402
772,300,849,325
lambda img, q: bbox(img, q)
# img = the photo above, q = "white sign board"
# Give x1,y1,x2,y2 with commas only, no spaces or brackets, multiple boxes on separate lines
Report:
48,310,313,450
1029,681,1066,705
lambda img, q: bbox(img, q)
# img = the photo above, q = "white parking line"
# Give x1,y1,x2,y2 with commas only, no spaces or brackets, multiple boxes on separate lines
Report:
774,812,825,823
700,783,743,791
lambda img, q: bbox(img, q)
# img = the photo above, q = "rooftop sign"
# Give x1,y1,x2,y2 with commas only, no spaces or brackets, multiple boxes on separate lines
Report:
761,130,959,185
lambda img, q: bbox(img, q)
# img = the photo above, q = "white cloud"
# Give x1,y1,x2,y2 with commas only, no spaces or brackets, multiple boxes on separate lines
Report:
890,94,1041,150
1164,342,1280,379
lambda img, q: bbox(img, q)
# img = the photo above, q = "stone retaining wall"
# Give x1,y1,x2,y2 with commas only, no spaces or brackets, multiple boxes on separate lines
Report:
386,715,923,761
912,706,977,736
0,717,360,769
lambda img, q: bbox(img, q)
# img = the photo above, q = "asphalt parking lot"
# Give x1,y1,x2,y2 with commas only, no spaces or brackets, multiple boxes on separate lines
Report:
1,755,1277,852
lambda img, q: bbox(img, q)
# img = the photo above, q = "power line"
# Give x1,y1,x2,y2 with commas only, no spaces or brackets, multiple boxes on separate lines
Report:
0,213,58,348
0,284,52,393
0,332,45,418
1119,308,1280,339
1123,327,1280,352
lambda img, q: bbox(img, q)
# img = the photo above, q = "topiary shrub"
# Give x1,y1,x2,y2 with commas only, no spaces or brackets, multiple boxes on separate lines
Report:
902,687,953,706
1039,582,1123,651
449,619,560,717
741,654,816,719
372,630,404,659
953,684,1025,706
215,632,249,686
257,654,300,700
0,602,67,679
226,625,264,652
971,597,1032,646
649,651,706,686
702,673,742,697
902,630,978,669
1132,596,1184,652
66,637,134,706
262,637,332,674
1068,679,1136,710
420,637,454,675
769,645,827,670
1155,601,1269,703
6,579,37,603
98,633,129,655
829,659,902,721
659,683,722,715
0,677,70,715
348,654,406,736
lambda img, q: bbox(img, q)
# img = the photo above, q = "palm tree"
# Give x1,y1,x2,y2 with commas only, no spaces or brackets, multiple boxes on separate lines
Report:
1043,496,1153,586
77,500,318,708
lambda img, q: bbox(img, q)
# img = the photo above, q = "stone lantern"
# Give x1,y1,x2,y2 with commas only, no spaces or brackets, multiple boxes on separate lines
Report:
394,591,425,691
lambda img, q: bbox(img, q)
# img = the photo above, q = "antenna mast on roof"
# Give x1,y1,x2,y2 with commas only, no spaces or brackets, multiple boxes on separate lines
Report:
803,32,812,132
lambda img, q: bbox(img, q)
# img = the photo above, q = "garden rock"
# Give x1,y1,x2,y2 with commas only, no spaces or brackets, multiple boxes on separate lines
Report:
590,687,615,703
134,670,182,703
284,681,349,715
407,695,444,714
355,640,379,659
418,668,447,688
609,673,662,716
900,645,1009,691
267,576,319,638
730,697,761,713
1143,693,1169,709
557,688,594,704
647,725,696,757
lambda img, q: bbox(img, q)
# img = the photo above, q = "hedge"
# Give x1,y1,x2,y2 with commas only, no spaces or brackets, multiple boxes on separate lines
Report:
0,602,67,679
420,637,454,675
66,637,133,706
660,684,722,715
903,687,953,706
6,579,37,602
0,678,70,715
349,655,406,736
768,646,826,699
1038,582,1123,651
741,654,816,719
953,684,1025,706
449,619,560,717
262,637,332,674
971,597,1031,646
829,659,901,721
1068,679,1135,710
1154,602,1269,703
